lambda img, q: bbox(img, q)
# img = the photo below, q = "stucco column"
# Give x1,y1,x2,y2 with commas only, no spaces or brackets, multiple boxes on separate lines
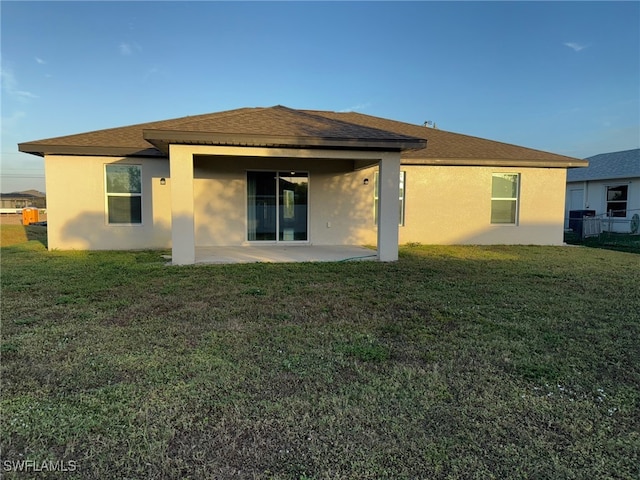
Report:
169,145,195,265
377,152,401,261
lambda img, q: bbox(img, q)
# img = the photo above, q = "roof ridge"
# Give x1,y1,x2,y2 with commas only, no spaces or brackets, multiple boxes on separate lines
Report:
125,107,265,132
19,105,585,165
144,106,306,132
124,106,421,143
290,108,423,140
587,148,640,159
27,107,263,143
155,107,262,127
323,110,581,161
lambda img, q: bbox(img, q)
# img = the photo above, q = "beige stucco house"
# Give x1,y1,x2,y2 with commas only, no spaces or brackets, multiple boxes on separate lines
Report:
19,105,587,264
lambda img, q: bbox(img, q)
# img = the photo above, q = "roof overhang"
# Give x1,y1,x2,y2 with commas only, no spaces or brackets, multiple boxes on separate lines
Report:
17,143,164,158
142,129,426,155
401,157,589,168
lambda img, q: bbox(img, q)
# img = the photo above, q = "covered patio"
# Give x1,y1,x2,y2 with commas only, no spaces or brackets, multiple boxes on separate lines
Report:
138,107,425,265
192,245,378,264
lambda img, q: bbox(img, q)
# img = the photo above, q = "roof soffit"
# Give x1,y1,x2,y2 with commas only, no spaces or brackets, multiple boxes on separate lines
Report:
401,157,589,168
142,129,426,155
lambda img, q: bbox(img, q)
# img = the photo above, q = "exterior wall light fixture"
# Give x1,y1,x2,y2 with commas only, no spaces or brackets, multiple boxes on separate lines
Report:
363,178,369,186
160,178,166,185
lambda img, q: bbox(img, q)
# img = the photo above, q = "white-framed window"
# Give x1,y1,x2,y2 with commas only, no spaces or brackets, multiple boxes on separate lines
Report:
374,171,406,226
605,185,628,217
491,173,519,224
105,164,142,224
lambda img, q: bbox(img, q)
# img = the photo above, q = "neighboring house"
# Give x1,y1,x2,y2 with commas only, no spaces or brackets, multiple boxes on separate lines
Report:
0,190,46,213
565,148,640,234
19,105,586,264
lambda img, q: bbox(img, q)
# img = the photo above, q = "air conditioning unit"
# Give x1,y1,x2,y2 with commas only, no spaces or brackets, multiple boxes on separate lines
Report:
569,210,596,238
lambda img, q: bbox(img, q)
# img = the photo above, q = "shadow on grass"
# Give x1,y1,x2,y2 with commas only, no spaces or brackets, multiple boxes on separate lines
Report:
25,225,48,249
0,224,46,249
564,232,640,254
22,225,47,248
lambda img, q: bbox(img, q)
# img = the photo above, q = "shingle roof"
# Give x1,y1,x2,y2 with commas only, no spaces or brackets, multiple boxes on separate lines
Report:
566,148,640,182
309,110,584,165
18,106,424,156
142,106,426,153
19,105,585,167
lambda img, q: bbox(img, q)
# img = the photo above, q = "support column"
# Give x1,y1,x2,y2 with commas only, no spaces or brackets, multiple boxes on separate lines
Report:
377,152,401,261
169,145,195,265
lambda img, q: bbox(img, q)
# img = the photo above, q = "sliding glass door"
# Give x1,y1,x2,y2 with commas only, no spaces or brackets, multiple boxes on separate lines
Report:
247,171,308,242
247,171,277,241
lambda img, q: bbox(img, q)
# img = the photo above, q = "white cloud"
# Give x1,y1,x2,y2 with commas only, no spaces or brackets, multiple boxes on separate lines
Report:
35,57,46,64
1,68,18,91
0,68,38,101
119,41,142,56
142,66,160,82
564,42,588,52
1,110,26,129
1,110,27,135
119,42,133,55
338,102,372,113
14,90,38,99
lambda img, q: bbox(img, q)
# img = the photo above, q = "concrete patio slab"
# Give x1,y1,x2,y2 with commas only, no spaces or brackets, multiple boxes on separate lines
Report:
193,245,378,264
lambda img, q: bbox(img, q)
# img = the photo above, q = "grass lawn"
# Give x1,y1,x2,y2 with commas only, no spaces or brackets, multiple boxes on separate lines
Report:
1,228,639,479
564,231,640,255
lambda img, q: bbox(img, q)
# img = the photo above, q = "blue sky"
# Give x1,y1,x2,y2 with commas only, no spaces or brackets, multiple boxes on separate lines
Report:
2,1,639,193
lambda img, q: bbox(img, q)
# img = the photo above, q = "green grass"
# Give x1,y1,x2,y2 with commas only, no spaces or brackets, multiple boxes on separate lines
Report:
564,231,640,254
1,240,639,479
1,224,47,249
